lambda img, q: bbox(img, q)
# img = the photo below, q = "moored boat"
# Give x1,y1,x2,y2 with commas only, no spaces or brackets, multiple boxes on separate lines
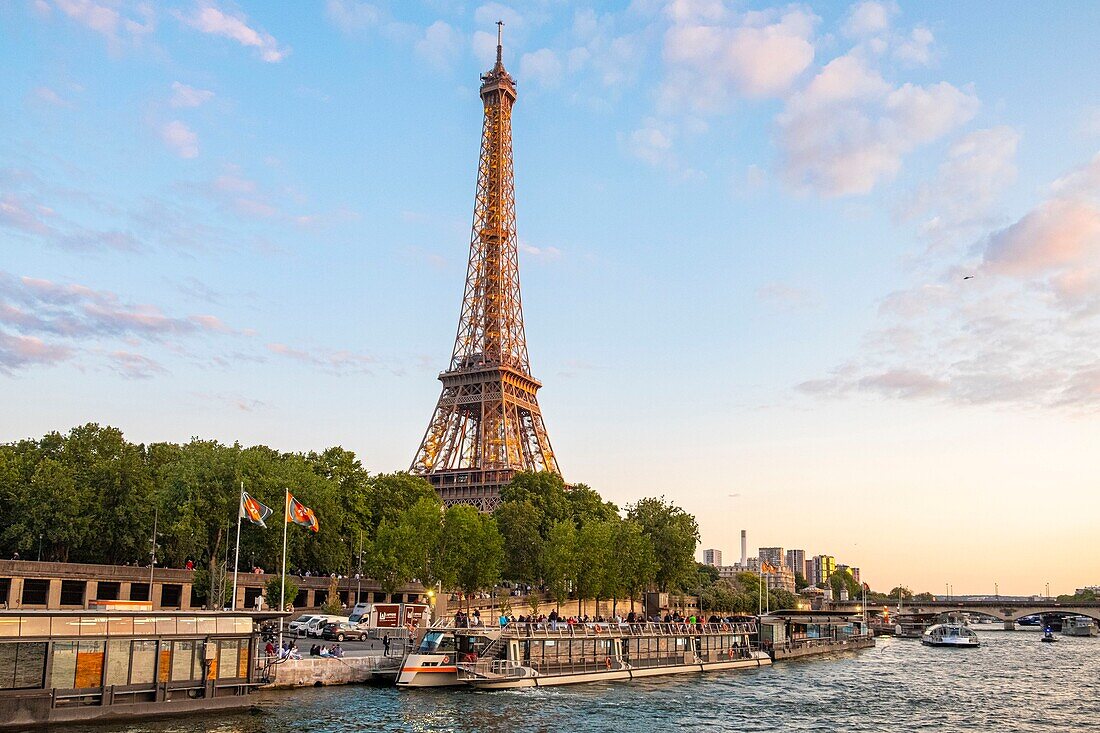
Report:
455,621,770,689
921,623,979,648
396,621,501,688
1060,616,1098,637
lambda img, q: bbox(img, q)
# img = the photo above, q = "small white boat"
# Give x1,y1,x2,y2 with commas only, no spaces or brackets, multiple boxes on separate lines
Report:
1060,616,1099,637
921,623,979,648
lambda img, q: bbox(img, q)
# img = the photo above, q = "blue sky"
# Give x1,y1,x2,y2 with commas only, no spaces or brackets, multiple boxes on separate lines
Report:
2,1,1099,594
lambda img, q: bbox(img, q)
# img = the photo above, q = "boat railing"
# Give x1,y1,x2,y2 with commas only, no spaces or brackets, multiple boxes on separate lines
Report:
494,621,757,639
456,657,528,680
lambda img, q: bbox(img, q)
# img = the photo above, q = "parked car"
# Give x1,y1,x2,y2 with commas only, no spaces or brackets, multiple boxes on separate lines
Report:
288,614,319,636
306,615,349,638
322,620,368,642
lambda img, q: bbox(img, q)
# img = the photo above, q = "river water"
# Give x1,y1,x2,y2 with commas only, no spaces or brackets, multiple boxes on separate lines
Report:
112,627,1099,733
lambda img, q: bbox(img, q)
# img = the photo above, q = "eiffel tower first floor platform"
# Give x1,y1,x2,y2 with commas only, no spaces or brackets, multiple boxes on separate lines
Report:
423,468,516,512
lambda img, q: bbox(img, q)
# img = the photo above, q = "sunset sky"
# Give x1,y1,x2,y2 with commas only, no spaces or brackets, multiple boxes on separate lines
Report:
2,1,1098,595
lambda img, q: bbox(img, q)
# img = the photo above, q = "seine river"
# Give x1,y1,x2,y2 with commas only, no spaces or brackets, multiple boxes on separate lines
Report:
117,627,1098,732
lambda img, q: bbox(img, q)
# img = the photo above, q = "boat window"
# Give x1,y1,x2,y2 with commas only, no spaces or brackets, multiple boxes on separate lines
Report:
81,616,108,636
133,616,157,635
238,640,251,678
49,641,78,689
156,617,177,636
217,618,237,635
129,640,157,685
217,640,239,679
417,632,455,654
0,642,47,689
51,616,82,637
107,616,133,636
171,641,195,681
0,617,19,638
176,616,197,635
104,639,130,686
197,617,217,635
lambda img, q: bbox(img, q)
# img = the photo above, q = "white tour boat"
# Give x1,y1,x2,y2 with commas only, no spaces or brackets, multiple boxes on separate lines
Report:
921,623,980,648
396,621,501,688
455,620,770,689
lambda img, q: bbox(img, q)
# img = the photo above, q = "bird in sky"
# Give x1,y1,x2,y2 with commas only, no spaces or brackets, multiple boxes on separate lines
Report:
728,493,741,498
963,275,974,280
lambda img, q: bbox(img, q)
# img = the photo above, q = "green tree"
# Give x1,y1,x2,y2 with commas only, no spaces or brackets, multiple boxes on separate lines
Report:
543,520,576,609
575,519,614,615
499,471,572,538
794,572,809,592
493,499,543,583
440,506,503,606
265,575,299,611
626,497,699,592
565,483,618,526
612,519,657,610
889,586,913,601
828,569,862,600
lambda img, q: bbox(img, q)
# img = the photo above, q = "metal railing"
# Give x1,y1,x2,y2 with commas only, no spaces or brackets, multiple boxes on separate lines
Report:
495,621,757,638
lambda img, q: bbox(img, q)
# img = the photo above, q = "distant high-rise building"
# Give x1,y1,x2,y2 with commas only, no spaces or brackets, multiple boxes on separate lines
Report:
786,550,806,579
805,559,814,583
703,549,722,567
811,555,837,586
740,530,747,565
759,547,785,570
837,564,861,584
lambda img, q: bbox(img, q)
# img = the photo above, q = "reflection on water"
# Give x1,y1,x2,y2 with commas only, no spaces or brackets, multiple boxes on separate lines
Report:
100,629,1100,733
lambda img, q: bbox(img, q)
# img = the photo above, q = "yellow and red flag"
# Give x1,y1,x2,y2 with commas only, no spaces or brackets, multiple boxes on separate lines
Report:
286,492,319,532
240,491,273,528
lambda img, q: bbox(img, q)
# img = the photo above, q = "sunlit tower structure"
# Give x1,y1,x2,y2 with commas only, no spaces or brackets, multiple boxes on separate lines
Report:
411,24,561,511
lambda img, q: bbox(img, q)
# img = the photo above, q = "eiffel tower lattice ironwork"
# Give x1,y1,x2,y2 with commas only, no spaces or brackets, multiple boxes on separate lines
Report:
411,24,561,512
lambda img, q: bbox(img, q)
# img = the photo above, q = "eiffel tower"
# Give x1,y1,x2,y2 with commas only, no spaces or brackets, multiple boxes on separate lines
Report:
411,24,561,512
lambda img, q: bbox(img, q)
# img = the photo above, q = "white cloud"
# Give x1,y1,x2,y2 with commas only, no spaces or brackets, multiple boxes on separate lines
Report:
162,120,199,159
905,126,1020,240
177,2,288,62
416,21,463,70
777,54,979,196
474,3,525,34
842,1,898,38
660,6,818,111
472,29,498,67
628,119,674,166
169,81,214,108
520,49,563,88
518,240,562,260
324,0,379,34
52,0,155,41
894,26,935,66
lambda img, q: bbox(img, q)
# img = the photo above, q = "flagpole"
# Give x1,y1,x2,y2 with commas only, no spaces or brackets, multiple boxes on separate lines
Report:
279,487,289,650
231,481,243,611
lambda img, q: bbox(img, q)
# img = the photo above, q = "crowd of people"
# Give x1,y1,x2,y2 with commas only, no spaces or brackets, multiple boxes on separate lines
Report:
484,609,752,629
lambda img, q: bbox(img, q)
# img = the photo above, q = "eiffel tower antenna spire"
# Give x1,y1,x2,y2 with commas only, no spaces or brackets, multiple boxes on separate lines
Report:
411,27,561,512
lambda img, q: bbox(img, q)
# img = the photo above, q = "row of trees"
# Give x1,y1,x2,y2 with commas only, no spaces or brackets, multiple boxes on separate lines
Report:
0,424,708,612
493,473,700,614
0,424,444,584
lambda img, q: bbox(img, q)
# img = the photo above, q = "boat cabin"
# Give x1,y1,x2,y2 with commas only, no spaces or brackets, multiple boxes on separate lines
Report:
0,608,282,729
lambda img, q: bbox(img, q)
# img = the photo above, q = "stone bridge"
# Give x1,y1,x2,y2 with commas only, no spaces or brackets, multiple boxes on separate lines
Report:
825,599,1100,629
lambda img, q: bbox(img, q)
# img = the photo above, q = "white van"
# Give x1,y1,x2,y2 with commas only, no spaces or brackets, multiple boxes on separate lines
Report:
348,602,372,626
306,614,349,638
288,614,319,636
